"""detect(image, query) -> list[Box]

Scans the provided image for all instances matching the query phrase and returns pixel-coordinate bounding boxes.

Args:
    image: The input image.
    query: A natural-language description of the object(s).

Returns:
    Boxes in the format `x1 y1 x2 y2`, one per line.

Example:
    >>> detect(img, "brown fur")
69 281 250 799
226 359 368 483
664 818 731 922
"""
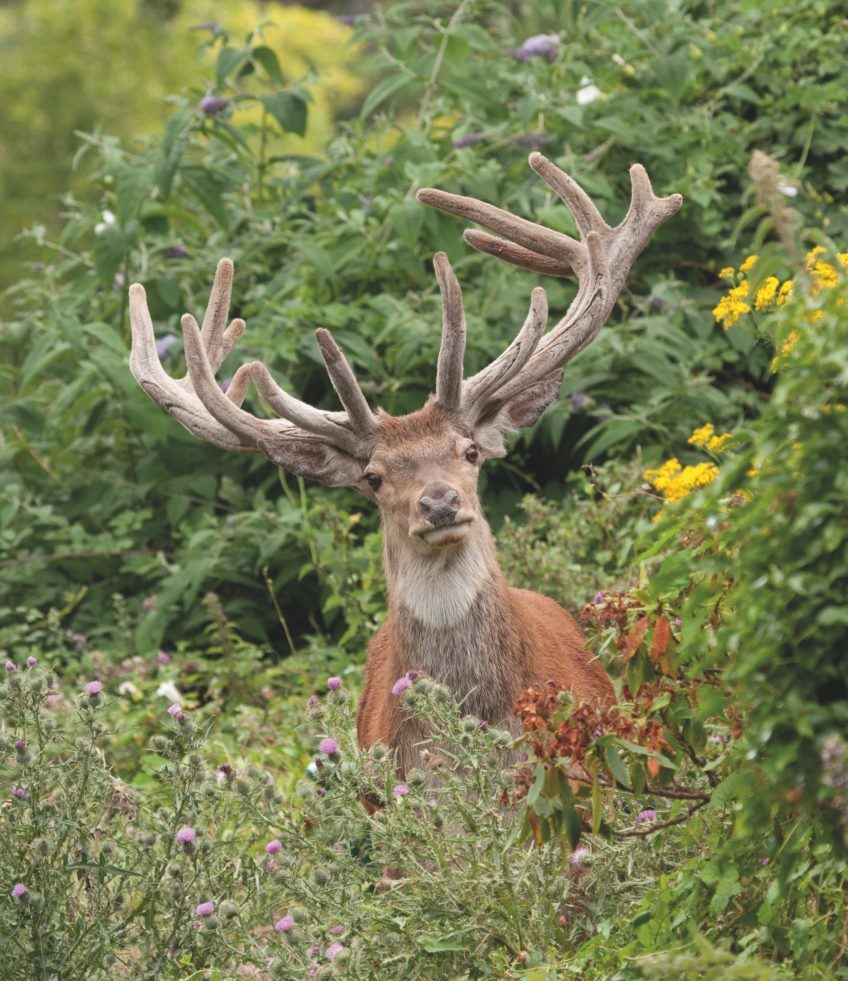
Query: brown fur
356 401 614 773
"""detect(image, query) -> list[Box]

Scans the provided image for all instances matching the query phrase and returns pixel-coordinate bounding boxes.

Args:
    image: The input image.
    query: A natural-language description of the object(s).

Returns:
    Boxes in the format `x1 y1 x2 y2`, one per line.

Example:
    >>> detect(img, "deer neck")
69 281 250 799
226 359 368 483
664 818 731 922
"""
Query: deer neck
382 519 525 722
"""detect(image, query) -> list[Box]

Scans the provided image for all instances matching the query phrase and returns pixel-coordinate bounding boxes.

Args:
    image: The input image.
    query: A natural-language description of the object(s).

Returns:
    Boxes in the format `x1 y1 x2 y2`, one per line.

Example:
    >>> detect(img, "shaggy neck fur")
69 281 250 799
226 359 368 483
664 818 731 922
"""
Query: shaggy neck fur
382 520 527 723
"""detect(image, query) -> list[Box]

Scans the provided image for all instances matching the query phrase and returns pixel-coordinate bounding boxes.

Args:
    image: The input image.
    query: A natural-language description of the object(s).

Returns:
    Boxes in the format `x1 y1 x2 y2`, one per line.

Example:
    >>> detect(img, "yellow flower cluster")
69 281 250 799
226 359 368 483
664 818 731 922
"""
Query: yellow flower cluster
770 329 800 370
806 246 848 291
643 457 720 503
688 423 733 453
713 246 845 331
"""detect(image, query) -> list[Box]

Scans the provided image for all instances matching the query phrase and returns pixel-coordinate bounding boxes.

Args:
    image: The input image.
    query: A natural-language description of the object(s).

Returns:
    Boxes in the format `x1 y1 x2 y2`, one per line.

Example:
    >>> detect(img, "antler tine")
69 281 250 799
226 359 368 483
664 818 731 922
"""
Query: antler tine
528 152 608 238
129 283 256 452
418 155 682 416
433 252 466 411
463 286 547 413
463 230 574 278
416 187 584 269
314 329 378 436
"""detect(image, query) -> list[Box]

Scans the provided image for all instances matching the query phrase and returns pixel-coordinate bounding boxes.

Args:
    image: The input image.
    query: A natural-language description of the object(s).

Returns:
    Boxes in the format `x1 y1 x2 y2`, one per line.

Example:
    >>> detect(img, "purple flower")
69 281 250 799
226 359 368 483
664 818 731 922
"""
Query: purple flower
392 783 409 798
275 914 295 933
673 617 682 627
201 95 229 115
593 592 605 605
156 650 172 665
194 901 215 917
327 676 342 690
635 809 657 824
569 846 590 867
165 244 188 259
155 334 178 362
318 738 339 756
569 392 589 408
265 839 282 855
452 133 485 149
13 740 26 754
26 657 37 668
167 703 182 717
12 883 27 899
308 966 319 979
512 133 550 150
175 826 196 844
11 786 28 799
85 681 103 697
513 34 559 61
392 674 412 696
70 632 87 654
5 661 16 673
325 942 345 961
760 857 771 866
329 925 343 935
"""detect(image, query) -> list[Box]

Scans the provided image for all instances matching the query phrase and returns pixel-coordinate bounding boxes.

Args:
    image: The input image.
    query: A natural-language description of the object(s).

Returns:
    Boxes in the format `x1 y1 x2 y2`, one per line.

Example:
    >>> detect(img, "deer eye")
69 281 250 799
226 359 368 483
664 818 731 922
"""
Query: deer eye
464 445 479 464
364 472 383 491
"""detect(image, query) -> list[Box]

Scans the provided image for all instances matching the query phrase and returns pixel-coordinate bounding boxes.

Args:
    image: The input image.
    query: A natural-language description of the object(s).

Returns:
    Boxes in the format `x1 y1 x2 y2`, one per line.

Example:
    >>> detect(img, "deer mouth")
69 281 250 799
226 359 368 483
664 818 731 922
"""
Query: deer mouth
410 513 475 546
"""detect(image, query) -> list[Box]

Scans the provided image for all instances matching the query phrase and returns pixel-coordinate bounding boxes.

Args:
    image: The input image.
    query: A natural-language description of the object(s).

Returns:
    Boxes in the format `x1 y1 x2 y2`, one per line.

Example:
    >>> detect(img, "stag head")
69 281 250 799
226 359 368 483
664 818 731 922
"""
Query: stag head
129 154 681 550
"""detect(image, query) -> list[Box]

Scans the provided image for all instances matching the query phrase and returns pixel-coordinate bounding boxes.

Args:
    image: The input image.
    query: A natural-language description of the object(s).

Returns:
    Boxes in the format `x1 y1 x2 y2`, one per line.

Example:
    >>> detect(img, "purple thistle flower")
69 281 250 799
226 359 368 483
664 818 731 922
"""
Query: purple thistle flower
26 657 37 668
5 661 16 673
308 966 319 979
265 839 282 855
165 244 188 259
452 132 485 149
329 925 343 935
155 334 178 362
569 392 589 408
760 857 771 866
308 946 320 957
327 676 342 690
593 592 605 605
11 786 28 799
13 740 26 754
12 883 27 899
156 650 172 665
201 95 229 116
392 674 412 696
325 942 345 962
167 703 182 717
175 826 196 844
635 808 657 824
318 738 339 756
392 783 409 798
275 914 295 933
513 34 560 61
569 846 590 867
85 681 103 697
194 901 215 917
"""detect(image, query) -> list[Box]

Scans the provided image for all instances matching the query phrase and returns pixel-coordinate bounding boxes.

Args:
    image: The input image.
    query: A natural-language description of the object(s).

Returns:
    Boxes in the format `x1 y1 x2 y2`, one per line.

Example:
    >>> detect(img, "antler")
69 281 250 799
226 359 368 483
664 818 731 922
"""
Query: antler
418 152 682 422
128 259 377 467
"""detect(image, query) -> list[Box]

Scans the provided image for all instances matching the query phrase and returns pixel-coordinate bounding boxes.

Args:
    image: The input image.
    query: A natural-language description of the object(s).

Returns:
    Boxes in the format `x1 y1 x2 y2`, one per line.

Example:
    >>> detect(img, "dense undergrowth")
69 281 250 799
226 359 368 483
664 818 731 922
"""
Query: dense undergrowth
0 0 846 977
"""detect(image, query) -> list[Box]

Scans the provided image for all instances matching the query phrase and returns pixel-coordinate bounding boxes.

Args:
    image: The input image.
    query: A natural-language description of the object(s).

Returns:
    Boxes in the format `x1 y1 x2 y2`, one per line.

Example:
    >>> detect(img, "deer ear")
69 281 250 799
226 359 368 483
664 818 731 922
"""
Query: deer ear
472 369 564 458
257 433 366 489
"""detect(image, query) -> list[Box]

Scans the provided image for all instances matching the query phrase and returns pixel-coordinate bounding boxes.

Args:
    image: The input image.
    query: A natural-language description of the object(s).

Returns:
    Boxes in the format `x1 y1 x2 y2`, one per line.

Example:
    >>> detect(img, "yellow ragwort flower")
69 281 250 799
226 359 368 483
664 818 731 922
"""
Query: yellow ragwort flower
776 280 793 305
644 458 720 503
718 266 735 281
740 254 758 273
754 276 780 311
687 424 714 448
712 280 752 329
706 432 733 452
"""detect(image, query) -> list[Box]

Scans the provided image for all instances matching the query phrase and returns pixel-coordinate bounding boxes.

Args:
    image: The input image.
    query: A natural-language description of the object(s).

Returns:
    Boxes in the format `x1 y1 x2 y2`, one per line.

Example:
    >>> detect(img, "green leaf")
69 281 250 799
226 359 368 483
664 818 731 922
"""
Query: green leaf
115 164 153 226
360 74 413 120
261 92 308 137
604 744 630 786
526 763 546 807
216 45 251 86
252 45 284 86
423 936 466 953
94 225 127 287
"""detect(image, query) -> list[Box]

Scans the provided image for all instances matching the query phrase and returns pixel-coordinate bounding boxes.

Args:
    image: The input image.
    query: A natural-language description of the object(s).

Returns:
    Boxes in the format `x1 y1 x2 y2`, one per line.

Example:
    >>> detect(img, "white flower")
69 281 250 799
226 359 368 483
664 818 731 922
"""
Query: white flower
156 680 182 703
576 76 602 106
94 210 116 235
777 180 798 198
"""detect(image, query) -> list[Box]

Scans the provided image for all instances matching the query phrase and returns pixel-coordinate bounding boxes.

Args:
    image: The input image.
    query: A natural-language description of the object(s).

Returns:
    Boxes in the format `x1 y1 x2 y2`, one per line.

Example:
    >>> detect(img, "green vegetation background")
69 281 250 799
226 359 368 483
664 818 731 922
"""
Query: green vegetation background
0 0 845 977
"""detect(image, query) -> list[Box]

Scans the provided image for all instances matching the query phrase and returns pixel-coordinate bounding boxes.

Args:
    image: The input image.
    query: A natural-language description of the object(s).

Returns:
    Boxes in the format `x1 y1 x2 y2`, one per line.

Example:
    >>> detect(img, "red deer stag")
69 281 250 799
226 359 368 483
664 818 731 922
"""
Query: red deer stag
129 152 681 775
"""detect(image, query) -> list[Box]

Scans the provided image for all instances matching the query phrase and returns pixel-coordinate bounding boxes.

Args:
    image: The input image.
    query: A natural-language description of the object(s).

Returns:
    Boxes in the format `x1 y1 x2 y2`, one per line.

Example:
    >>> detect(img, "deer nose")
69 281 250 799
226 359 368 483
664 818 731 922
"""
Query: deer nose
418 484 461 527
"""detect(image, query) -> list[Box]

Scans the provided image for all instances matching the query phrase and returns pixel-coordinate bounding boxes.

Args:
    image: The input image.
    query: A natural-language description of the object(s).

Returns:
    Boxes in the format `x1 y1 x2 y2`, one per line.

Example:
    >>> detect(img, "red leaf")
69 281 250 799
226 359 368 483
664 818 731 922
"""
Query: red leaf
620 616 649 662
651 615 671 658
646 758 661 778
